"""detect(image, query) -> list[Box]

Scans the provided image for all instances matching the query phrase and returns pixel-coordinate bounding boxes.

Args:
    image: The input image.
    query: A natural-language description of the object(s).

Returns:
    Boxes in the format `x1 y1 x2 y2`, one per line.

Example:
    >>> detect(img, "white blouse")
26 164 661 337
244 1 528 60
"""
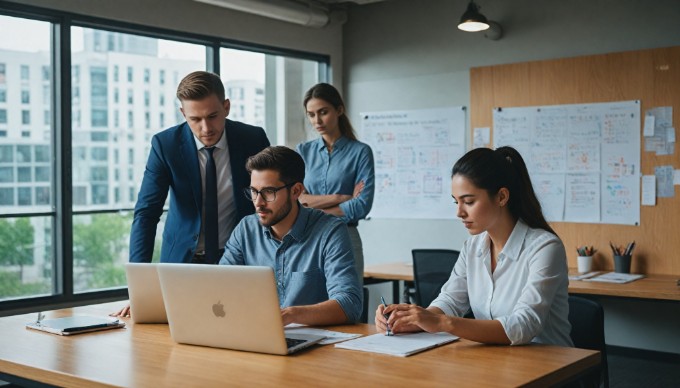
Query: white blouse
430 220 573 346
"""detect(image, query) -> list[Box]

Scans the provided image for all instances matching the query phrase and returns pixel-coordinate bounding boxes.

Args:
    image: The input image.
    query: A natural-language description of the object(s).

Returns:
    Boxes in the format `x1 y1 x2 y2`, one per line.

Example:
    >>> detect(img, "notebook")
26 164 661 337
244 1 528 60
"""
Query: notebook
335 332 459 357
156 263 325 355
26 315 125 336
125 262 168 323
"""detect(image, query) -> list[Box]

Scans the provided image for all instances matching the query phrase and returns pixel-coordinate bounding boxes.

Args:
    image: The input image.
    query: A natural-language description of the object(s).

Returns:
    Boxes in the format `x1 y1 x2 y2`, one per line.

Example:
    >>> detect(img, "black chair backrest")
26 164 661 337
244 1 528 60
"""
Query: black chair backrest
359 286 369 324
411 249 460 307
568 295 609 387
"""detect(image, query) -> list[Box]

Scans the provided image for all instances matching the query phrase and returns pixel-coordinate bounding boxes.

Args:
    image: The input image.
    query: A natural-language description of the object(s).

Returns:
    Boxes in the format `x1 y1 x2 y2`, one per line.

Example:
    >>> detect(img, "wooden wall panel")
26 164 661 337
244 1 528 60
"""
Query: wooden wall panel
470 47 680 276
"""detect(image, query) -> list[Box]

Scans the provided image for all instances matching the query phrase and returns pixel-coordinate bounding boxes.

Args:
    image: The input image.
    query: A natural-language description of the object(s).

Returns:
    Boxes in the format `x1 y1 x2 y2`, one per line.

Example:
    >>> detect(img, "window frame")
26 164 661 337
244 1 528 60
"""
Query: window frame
0 1 329 316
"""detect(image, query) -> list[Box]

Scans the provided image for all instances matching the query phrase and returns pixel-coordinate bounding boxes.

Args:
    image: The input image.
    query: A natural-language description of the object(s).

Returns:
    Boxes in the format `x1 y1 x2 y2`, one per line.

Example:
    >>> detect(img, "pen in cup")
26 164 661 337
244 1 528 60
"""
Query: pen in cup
380 296 393 336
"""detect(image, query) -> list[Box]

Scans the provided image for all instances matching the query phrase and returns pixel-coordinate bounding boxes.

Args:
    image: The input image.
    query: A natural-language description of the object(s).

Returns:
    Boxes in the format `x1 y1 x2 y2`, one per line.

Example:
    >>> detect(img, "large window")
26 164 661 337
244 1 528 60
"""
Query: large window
0 5 327 308
0 15 53 301
220 48 321 146
71 27 205 292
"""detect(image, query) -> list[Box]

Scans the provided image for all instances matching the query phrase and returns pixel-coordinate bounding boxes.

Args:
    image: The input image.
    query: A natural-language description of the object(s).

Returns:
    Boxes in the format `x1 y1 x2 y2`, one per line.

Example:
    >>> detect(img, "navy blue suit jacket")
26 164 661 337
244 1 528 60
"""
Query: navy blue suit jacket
129 119 269 263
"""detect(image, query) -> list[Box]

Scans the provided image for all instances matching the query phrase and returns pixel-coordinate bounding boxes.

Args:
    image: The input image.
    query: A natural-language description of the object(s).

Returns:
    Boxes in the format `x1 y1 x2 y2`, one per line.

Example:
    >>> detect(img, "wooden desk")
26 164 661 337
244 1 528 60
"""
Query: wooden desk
567 272 680 301
364 262 414 303
364 262 680 302
0 302 599 387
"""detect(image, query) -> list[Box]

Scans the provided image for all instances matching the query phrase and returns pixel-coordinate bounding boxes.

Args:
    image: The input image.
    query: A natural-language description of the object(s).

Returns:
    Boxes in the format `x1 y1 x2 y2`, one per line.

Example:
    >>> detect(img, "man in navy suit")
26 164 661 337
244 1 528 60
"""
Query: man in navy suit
129 71 269 264
115 71 268 318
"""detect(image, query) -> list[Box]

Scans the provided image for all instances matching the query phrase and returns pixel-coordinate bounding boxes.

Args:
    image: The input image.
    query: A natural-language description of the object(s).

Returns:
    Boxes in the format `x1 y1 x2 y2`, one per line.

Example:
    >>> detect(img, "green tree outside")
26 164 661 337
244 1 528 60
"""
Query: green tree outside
0 218 35 278
0 217 50 300
73 213 129 290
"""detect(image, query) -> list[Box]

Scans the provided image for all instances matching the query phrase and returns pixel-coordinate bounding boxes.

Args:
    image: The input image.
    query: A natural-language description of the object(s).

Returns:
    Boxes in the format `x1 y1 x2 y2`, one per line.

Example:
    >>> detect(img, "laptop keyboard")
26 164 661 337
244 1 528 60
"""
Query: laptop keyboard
286 338 306 348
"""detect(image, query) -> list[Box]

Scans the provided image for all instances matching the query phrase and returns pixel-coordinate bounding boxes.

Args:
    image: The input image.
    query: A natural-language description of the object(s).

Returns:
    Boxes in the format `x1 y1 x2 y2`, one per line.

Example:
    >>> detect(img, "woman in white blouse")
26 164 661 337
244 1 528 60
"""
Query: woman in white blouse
376 146 573 346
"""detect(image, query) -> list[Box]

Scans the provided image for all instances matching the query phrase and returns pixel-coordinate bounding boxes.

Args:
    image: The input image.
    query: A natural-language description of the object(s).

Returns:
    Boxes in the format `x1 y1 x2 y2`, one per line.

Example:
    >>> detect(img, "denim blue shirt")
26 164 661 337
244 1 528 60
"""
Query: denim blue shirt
218 205 362 323
296 136 375 224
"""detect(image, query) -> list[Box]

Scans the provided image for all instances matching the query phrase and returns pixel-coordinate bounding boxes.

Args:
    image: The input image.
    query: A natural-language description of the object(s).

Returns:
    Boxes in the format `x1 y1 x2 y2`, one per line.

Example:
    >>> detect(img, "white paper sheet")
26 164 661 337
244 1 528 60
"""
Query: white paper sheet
284 327 361 345
643 114 655 136
583 272 645 284
493 100 640 225
641 175 656 206
361 107 466 219
335 332 459 357
473 127 490 148
655 165 675 198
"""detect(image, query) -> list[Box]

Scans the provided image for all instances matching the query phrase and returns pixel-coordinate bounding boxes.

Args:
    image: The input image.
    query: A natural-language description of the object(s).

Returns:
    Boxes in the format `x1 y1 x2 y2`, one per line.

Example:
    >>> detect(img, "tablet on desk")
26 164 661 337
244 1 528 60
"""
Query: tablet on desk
26 315 125 336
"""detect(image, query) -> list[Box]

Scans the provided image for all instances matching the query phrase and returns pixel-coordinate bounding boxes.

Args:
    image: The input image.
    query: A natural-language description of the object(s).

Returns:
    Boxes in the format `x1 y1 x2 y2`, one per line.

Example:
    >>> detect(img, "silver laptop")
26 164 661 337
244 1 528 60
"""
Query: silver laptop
125 263 168 323
156 263 325 355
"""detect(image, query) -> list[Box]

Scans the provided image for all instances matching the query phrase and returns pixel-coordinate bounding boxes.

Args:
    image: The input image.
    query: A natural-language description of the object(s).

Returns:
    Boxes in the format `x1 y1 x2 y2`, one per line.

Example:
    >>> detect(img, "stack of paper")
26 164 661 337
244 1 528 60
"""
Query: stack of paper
569 271 600 281
582 272 645 284
335 332 459 357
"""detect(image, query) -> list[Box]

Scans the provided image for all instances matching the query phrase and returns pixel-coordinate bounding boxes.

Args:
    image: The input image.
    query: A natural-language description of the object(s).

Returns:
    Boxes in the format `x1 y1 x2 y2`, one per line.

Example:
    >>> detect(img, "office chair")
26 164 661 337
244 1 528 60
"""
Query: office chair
410 249 460 307
568 296 609 388
359 287 369 323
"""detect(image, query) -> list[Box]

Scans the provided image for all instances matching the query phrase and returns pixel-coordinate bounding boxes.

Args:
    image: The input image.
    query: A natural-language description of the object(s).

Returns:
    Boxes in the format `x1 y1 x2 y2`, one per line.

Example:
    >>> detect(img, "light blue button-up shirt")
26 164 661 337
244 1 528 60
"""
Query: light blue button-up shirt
218 205 362 323
296 136 375 224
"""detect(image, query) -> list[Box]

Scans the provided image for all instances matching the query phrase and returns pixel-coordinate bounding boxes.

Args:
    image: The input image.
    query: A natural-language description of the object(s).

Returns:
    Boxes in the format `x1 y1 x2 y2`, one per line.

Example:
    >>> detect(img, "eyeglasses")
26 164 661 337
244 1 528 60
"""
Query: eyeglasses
243 183 294 202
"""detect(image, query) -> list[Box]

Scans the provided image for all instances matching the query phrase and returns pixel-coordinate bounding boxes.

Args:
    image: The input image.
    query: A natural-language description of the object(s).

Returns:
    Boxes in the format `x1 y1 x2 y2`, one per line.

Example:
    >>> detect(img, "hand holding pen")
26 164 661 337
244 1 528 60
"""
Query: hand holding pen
379 296 393 336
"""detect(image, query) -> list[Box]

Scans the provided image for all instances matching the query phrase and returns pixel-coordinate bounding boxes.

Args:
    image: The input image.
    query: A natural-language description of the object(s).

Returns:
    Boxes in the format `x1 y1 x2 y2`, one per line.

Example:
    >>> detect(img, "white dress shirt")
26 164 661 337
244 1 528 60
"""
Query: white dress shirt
193 131 235 253
430 219 573 347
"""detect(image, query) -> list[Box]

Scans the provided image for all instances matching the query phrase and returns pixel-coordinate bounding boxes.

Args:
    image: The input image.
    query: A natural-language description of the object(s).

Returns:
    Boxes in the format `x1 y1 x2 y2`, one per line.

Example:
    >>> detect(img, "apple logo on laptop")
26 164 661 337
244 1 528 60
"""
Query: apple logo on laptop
212 301 226 318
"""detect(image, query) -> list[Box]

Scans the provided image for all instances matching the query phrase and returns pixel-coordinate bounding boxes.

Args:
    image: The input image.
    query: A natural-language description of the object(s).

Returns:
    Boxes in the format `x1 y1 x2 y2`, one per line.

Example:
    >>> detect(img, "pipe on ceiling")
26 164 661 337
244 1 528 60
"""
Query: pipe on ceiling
194 0 330 28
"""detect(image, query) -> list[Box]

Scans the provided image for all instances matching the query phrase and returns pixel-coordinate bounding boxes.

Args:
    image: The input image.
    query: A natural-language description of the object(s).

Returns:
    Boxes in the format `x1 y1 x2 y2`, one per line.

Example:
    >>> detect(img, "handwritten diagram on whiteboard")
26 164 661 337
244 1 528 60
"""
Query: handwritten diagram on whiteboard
493 100 640 225
361 107 466 219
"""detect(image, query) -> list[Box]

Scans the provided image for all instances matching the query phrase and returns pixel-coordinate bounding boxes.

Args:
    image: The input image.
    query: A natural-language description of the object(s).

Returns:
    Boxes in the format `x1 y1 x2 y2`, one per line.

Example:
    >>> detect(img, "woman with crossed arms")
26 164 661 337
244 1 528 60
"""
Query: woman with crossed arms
296 83 375 280
377 146 573 346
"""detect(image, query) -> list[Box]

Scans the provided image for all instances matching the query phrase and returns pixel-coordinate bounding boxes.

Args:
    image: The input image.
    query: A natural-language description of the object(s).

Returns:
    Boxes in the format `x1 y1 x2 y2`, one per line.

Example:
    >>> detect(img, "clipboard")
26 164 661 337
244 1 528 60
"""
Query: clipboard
26 315 125 336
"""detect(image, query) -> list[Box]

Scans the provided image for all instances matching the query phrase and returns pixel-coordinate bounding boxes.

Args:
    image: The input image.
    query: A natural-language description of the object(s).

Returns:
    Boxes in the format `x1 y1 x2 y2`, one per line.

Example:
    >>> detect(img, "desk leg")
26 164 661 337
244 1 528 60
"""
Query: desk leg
392 280 400 304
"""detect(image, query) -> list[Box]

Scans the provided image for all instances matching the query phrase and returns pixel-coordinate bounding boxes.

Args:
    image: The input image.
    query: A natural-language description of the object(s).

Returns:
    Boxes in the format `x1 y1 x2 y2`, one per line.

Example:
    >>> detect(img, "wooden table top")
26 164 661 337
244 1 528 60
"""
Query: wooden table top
567 271 680 301
0 302 599 387
364 262 680 302
364 262 414 281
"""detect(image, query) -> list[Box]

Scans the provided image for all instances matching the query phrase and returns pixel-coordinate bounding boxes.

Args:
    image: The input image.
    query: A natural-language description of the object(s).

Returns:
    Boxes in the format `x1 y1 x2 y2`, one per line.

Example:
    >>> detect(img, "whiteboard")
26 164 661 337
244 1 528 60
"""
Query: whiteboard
361 107 466 219
493 100 640 225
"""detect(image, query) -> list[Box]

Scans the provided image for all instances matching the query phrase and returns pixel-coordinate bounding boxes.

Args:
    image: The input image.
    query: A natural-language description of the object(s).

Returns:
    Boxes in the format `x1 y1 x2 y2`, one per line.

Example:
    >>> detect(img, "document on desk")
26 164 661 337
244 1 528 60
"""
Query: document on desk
284 327 362 345
335 332 459 357
583 272 645 284
569 271 601 281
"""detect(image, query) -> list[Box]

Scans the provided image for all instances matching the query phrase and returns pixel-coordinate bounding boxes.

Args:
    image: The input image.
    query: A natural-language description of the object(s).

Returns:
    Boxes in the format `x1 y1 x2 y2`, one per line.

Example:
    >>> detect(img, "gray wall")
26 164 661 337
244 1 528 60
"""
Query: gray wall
345 0 680 354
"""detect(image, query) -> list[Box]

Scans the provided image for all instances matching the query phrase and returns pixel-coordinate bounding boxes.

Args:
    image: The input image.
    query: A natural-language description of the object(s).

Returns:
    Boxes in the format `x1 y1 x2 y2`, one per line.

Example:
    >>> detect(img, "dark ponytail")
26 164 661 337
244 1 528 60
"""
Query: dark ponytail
451 146 555 235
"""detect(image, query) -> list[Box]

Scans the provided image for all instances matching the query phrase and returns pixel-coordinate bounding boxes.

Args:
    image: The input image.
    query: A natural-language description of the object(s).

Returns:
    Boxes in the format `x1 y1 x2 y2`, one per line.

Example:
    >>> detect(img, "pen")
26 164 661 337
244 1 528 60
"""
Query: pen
626 241 636 255
380 296 393 336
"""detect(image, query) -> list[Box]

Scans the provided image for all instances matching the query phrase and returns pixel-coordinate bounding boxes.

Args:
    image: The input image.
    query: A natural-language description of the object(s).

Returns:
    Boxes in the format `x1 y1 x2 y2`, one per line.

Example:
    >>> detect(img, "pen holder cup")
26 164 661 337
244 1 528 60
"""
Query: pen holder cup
577 256 593 273
614 255 632 273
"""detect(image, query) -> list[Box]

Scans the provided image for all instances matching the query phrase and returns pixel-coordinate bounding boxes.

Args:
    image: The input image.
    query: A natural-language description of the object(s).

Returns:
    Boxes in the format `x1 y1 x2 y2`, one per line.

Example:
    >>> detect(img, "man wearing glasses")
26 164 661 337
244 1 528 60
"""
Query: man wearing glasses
219 146 362 326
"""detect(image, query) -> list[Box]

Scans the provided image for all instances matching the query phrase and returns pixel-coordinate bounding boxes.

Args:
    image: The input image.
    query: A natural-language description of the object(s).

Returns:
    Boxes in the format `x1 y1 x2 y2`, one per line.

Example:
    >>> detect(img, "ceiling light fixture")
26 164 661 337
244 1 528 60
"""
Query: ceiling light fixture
457 0 503 40
458 0 488 32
